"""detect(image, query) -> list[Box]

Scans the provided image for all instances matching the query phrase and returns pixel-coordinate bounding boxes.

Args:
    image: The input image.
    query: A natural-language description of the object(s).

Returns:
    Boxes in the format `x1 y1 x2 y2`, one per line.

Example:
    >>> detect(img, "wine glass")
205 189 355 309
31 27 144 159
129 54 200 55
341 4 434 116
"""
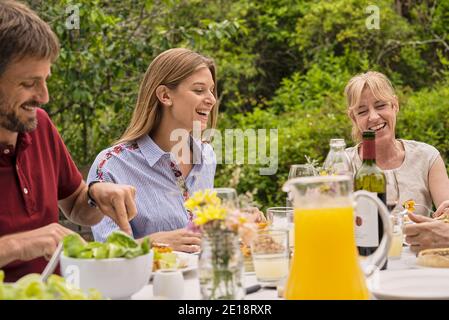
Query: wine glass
288 164 316 179
213 187 239 210
286 164 316 207
385 171 399 212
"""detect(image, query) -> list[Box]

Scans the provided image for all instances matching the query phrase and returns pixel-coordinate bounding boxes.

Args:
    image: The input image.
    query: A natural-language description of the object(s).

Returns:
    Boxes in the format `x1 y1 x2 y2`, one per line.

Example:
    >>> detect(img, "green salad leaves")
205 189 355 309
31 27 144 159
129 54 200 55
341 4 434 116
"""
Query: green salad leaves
0 231 150 299
0 271 102 300
63 231 150 259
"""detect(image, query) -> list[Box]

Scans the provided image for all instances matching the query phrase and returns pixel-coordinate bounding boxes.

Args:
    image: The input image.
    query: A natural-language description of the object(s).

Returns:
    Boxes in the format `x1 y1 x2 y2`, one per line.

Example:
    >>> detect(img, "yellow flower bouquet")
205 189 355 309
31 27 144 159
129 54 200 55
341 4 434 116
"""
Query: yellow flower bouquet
185 189 257 244
185 189 257 300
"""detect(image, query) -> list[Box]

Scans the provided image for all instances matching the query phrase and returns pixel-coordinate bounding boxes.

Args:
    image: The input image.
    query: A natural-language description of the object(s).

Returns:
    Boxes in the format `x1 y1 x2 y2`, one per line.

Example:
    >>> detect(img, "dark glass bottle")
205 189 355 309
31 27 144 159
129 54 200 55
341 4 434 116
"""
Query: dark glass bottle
354 130 388 270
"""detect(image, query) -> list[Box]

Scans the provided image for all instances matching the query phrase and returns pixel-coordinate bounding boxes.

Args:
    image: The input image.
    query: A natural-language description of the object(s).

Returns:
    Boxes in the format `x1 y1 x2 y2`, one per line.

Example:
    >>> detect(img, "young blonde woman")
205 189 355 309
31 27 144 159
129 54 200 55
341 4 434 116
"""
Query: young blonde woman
345 71 449 216
87 48 218 252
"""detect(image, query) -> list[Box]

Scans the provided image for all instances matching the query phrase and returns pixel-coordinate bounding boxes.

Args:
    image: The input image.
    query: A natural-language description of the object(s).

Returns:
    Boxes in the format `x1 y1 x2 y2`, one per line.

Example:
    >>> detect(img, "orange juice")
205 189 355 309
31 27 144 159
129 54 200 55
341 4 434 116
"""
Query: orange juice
284 206 370 300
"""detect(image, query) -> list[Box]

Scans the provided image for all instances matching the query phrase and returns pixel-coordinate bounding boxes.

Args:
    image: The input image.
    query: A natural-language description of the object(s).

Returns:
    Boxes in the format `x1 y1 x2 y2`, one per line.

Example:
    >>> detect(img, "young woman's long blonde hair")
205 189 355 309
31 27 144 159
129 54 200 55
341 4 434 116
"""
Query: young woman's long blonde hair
344 71 398 142
116 48 218 145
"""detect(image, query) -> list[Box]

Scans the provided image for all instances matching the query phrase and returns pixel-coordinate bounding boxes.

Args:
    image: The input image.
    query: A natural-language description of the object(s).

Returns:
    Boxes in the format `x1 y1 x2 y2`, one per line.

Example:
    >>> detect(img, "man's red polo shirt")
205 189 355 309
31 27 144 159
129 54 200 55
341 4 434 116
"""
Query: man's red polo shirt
0 108 82 282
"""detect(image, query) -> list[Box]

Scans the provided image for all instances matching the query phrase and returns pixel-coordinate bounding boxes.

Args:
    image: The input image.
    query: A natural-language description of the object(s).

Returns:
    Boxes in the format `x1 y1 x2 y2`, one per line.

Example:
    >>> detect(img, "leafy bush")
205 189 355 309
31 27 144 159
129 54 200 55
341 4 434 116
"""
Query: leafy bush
23 0 449 208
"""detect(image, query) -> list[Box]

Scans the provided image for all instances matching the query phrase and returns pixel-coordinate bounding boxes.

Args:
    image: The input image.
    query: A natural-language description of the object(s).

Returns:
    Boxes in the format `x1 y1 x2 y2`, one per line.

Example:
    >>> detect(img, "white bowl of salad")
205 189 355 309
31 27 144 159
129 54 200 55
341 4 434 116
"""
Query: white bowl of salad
60 231 153 300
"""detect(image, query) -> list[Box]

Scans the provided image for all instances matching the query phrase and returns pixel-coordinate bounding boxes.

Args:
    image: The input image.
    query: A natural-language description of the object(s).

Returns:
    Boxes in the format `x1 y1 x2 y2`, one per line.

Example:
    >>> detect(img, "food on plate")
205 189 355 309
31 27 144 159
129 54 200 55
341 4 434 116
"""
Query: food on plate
63 231 150 259
403 199 415 213
257 221 269 230
0 271 102 300
240 243 251 257
417 248 449 268
152 244 188 271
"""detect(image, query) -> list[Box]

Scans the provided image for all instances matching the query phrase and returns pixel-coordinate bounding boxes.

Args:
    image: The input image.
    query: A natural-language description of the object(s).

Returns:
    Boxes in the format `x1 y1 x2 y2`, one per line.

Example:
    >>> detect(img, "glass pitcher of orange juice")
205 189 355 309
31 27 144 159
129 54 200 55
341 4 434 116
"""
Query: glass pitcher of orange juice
282 175 391 299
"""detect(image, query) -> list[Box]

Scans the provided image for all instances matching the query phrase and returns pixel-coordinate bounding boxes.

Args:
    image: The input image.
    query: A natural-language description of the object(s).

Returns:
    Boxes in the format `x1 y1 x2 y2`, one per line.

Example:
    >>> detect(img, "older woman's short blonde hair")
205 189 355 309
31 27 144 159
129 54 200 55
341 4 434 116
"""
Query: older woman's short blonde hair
344 71 397 142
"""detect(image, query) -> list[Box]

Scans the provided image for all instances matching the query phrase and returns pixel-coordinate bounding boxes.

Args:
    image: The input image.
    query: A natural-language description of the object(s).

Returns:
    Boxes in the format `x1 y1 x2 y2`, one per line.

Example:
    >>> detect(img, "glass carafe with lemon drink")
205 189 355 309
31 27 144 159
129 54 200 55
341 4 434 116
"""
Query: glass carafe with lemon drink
282 175 391 299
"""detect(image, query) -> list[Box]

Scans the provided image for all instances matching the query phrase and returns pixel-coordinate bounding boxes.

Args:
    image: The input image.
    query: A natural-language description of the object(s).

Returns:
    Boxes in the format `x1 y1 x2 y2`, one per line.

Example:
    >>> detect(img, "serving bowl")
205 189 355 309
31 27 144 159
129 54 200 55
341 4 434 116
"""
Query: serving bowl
60 251 153 299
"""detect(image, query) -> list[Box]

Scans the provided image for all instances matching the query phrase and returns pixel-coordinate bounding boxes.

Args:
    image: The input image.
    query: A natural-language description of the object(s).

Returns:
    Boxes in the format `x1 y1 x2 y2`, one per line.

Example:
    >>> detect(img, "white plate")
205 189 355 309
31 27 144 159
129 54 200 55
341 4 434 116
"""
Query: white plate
370 269 449 299
402 255 430 269
151 251 198 276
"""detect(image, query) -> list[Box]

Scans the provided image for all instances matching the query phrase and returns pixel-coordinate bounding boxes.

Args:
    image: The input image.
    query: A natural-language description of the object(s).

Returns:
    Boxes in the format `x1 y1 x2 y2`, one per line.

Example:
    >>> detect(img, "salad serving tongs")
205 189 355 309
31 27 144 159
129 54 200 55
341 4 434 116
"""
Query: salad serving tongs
41 242 63 282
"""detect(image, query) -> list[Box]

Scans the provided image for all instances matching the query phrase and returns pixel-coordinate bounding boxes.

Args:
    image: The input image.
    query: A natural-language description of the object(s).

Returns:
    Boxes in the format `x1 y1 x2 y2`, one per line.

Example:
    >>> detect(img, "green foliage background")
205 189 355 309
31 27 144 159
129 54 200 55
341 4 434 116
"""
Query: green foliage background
28 0 449 209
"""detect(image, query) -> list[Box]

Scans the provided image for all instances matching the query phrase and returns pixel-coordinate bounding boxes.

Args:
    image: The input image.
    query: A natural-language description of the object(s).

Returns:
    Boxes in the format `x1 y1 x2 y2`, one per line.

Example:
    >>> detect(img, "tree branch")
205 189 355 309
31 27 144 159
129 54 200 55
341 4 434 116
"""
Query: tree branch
377 37 449 64
431 32 449 52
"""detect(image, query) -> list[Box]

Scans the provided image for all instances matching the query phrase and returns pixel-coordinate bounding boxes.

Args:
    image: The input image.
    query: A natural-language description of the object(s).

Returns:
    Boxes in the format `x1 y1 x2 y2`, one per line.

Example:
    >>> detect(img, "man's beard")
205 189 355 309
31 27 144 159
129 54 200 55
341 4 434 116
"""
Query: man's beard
0 96 39 133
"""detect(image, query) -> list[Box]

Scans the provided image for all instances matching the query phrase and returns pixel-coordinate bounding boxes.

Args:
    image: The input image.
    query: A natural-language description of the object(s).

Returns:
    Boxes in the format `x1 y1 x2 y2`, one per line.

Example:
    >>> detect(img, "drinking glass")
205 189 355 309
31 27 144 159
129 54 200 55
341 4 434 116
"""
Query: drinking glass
266 207 293 228
213 187 239 210
266 207 294 251
388 208 403 259
251 229 290 287
287 164 316 207
385 171 399 212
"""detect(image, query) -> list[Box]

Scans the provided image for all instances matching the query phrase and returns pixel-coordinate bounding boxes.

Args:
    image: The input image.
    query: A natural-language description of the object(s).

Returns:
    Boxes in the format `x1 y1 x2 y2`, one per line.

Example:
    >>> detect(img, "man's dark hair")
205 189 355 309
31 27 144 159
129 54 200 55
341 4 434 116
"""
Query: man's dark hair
0 0 59 76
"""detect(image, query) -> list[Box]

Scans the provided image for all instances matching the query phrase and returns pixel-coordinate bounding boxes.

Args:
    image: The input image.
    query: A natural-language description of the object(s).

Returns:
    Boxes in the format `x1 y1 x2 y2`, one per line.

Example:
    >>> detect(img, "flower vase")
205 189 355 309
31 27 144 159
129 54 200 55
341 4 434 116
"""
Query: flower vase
198 231 244 300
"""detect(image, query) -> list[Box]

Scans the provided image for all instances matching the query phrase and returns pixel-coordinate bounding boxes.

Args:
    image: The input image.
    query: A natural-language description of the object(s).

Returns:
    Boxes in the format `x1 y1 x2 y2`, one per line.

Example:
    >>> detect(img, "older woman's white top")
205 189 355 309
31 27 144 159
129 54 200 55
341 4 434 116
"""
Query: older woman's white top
346 139 440 216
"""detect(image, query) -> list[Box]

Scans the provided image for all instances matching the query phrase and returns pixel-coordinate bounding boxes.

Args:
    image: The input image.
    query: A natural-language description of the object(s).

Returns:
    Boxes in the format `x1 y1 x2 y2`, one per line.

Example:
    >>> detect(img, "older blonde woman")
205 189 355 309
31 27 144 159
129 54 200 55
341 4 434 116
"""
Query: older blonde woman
344 71 449 216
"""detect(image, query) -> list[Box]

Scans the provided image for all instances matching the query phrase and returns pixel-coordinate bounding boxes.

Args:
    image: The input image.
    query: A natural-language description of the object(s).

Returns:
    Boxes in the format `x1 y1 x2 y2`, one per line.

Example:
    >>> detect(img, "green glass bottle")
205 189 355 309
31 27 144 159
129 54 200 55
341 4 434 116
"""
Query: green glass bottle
354 130 388 270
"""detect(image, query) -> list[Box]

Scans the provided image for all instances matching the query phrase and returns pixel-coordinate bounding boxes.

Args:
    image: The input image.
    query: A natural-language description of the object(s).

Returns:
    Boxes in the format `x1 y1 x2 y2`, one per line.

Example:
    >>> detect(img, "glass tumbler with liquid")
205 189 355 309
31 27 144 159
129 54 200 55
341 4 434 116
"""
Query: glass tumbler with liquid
388 209 403 259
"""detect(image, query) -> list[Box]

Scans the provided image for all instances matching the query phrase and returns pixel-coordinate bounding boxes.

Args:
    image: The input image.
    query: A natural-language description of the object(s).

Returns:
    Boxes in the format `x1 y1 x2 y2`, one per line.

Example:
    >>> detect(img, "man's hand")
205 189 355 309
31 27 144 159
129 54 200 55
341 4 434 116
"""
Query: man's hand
149 229 202 253
404 212 449 254
1 223 74 266
90 182 137 235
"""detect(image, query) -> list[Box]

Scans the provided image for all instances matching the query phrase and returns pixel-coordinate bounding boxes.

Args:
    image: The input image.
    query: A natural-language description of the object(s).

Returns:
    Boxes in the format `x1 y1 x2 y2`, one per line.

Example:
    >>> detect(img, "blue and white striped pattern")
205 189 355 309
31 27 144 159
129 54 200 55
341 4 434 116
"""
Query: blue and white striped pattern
87 134 216 242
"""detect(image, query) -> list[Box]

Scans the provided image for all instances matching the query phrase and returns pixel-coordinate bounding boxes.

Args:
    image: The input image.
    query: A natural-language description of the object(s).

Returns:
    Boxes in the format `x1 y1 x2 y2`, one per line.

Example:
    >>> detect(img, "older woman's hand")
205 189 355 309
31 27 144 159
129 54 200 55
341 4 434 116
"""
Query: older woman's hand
404 212 449 254
433 200 449 218
242 207 266 223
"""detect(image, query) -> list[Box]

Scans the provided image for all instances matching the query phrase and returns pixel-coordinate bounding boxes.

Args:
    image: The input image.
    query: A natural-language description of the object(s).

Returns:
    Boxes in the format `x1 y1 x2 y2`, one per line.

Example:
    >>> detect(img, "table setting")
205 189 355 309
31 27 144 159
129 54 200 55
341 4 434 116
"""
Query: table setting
3 170 449 300
129 244 449 300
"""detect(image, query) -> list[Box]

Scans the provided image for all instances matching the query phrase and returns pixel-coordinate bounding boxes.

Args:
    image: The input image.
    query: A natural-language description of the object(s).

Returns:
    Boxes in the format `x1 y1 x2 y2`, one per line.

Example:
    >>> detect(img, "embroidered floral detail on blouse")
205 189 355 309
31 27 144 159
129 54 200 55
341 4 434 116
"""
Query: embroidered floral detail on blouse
96 142 139 181
169 160 194 222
